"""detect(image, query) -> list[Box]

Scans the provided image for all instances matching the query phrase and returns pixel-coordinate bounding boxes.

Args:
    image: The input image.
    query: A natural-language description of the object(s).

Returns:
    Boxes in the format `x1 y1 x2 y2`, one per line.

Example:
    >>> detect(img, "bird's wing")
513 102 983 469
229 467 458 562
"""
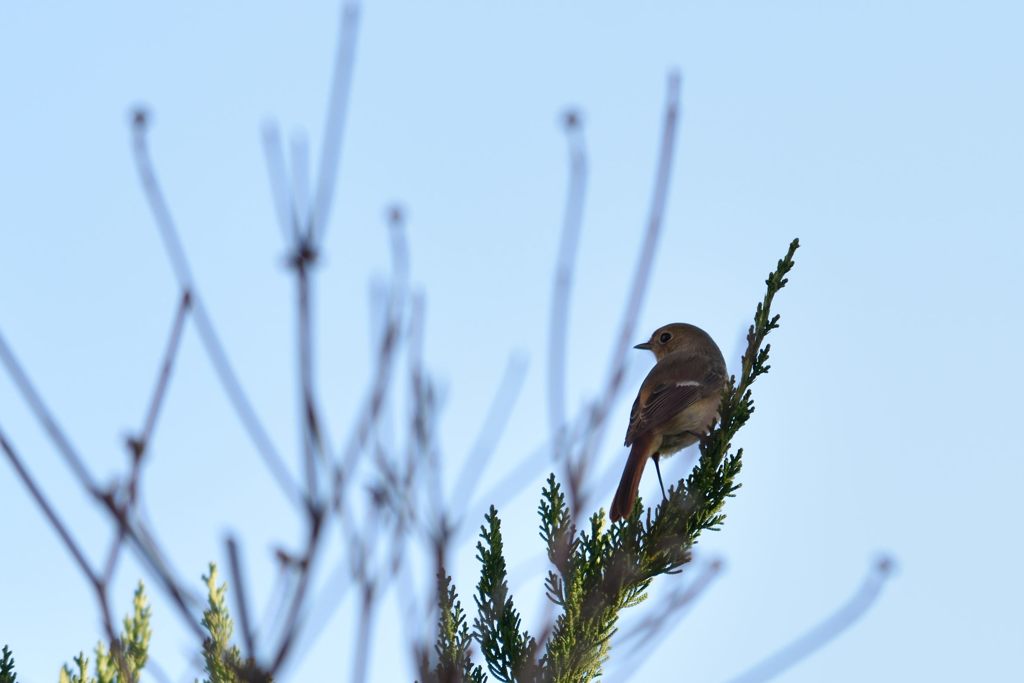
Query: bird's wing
624 356 725 447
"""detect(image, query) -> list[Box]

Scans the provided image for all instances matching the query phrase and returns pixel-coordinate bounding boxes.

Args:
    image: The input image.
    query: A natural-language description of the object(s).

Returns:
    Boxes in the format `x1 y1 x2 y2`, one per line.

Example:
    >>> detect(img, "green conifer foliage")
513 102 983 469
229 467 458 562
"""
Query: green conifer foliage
473 507 538 682
43 565 264 683
57 582 152 683
21 238 796 683
1 645 18 683
431 239 800 682
122 584 152 677
196 563 270 683
200 564 245 683
59 653 90 683
431 571 487 683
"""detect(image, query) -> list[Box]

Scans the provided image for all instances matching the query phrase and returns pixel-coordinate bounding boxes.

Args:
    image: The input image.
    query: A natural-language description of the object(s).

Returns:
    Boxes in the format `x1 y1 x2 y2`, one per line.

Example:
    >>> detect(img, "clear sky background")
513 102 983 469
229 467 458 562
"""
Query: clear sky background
2 1 1022 682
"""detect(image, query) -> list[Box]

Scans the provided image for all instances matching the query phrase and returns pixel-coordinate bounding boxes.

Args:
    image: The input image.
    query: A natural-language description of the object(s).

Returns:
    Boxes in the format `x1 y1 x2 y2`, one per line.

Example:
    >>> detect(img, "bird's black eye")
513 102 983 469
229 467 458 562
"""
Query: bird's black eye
659 332 672 343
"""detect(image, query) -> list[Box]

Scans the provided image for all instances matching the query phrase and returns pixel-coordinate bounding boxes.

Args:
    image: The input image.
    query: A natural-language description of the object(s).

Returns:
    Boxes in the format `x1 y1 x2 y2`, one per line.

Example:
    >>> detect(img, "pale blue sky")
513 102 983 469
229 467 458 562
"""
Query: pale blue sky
2 1 1022 681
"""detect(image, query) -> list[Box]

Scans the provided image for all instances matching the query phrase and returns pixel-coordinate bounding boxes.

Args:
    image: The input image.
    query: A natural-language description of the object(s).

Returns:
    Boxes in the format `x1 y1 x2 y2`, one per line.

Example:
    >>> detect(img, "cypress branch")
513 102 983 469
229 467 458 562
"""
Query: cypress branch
473 507 537 682
0 645 17 683
431 238 800 681
121 583 151 677
426 570 487 683
57 583 153 683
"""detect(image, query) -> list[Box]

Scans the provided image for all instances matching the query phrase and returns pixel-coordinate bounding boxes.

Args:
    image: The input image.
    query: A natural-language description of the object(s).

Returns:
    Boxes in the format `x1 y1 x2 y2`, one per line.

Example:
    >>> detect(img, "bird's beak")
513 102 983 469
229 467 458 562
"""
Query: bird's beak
633 341 652 350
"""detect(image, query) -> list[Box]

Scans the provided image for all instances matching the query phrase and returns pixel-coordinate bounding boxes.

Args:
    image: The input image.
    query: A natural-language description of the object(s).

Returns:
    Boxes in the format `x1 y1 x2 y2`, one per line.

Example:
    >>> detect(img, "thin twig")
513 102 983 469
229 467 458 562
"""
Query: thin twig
351 584 378 683
615 558 723 666
101 528 128 585
109 505 206 639
261 122 298 242
311 2 362 241
267 507 325 675
131 289 193 461
0 330 101 494
226 536 257 661
334 210 408 505
290 131 311 236
0 427 136 680
130 110 302 506
576 71 683 509
294 240 320 499
0 426 99 584
386 205 410 291
406 292 444 526
283 547 357 667
465 438 558 536
547 109 587 463
450 353 529 515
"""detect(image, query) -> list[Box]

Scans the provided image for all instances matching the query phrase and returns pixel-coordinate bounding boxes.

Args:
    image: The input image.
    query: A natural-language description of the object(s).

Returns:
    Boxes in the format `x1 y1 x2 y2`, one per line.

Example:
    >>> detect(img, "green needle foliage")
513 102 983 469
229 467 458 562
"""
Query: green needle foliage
473 508 538 682
431 571 487 683
58 583 151 683
199 563 267 683
201 563 241 683
1 645 18 683
428 239 800 682
41 565 260 683
121 584 152 678
12 239 796 683
58 653 90 683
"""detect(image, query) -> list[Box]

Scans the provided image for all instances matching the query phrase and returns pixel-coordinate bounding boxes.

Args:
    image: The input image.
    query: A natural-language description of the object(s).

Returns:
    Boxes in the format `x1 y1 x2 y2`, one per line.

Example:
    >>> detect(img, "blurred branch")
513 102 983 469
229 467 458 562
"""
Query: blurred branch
0 325 202 639
261 123 298 243
572 71 683 510
129 289 192 465
0 331 101 494
436 237 801 683
290 132 311 233
0 1 853 675
1 428 141 680
725 557 895 683
0 427 99 586
311 2 361 241
225 536 256 663
130 109 302 508
614 556 723 662
547 109 587 463
451 353 529 518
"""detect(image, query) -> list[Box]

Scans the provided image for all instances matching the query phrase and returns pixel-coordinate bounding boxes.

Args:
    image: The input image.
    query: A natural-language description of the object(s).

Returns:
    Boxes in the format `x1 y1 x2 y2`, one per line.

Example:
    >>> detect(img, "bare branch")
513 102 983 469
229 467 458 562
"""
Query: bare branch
0 426 138 680
614 557 723 674
130 289 193 463
725 557 896 683
293 233 321 499
547 108 587 462
130 109 302 507
574 70 683 505
451 353 529 516
351 585 378 683
267 507 325 675
290 131 311 236
261 122 298 242
0 330 101 495
311 2 362 241
334 208 408 505
0 426 99 585
226 535 257 661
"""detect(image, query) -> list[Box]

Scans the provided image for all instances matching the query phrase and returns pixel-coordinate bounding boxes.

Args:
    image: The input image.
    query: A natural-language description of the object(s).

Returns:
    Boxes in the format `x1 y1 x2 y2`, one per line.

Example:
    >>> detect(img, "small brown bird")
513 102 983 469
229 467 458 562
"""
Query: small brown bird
609 323 728 521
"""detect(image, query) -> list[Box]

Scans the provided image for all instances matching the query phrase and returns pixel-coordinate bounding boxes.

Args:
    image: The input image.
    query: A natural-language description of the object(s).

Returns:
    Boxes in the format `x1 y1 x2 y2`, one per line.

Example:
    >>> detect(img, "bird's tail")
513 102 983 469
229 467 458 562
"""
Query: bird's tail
609 434 655 521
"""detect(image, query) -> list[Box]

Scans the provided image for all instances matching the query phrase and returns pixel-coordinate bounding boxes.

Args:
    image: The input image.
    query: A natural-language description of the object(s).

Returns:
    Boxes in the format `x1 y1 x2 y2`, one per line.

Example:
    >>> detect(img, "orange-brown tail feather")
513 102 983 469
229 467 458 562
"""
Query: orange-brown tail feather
610 434 655 521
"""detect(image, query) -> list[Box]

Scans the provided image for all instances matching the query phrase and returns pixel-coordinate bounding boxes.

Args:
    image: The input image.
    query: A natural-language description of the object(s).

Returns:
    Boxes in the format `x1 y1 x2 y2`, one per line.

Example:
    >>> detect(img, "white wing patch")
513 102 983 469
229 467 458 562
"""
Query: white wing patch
675 380 701 387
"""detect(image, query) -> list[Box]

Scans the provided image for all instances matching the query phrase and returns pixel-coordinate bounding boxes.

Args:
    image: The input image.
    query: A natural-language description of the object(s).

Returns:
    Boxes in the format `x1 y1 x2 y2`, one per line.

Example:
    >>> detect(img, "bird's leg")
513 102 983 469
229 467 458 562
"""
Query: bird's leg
652 453 668 501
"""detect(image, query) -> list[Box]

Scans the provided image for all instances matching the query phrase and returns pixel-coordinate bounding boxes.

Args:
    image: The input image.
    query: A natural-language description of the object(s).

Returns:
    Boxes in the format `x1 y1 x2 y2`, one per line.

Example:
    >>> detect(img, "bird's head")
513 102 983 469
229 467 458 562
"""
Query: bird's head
634 322 716 361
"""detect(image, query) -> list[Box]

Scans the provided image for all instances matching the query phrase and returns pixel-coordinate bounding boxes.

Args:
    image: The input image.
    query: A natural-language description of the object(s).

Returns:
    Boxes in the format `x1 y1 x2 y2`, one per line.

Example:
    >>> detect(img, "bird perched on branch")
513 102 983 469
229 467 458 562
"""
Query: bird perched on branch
609 323 728 521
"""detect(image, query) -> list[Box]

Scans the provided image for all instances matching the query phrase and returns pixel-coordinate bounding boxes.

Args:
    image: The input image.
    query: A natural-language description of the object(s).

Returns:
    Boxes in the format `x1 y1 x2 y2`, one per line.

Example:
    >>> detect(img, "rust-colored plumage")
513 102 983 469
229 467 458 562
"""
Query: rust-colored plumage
609 323 728 521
